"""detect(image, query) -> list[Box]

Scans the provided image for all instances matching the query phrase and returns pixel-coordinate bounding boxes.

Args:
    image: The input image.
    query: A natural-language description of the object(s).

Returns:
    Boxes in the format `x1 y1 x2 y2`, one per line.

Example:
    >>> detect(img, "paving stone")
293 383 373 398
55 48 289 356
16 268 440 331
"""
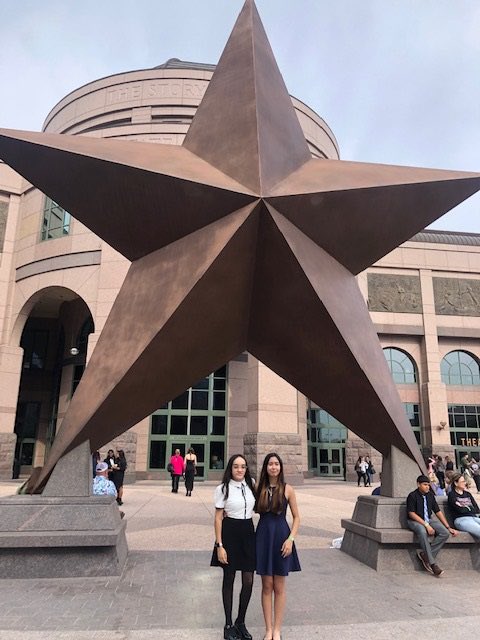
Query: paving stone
0 479 478 639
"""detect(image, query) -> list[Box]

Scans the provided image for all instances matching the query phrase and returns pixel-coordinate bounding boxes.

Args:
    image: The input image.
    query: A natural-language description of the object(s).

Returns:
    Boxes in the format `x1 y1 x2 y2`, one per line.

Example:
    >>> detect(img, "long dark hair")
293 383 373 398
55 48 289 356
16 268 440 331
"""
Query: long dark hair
255 452 285 514
220 454 255 500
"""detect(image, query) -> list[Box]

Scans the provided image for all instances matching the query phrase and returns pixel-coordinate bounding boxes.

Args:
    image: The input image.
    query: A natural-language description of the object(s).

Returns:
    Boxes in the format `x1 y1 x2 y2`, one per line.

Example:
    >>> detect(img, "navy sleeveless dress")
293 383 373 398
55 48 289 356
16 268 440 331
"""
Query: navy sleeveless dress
255 496 301 576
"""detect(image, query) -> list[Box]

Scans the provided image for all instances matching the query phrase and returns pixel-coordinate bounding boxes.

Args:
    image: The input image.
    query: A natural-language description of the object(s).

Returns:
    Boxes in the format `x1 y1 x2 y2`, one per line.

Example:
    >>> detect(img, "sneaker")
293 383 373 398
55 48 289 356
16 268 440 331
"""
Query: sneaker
431 563 444 577
416 550 433 574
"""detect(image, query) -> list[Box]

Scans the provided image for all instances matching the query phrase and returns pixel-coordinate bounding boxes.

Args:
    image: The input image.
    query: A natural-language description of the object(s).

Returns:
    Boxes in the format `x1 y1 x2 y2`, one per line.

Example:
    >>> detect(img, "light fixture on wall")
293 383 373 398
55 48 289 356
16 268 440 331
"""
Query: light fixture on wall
438 420 447 430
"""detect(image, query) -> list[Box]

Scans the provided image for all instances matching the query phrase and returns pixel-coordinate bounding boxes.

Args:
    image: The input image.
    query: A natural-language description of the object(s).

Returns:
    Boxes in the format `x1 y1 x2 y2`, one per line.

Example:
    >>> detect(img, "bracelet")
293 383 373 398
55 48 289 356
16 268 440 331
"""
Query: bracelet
215 542 223 548
288 535 295 542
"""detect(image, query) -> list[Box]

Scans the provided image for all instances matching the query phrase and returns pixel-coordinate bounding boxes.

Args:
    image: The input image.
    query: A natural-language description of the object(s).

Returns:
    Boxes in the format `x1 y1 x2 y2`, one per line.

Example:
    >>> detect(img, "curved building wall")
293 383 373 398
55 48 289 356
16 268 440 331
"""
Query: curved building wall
42 66 340 159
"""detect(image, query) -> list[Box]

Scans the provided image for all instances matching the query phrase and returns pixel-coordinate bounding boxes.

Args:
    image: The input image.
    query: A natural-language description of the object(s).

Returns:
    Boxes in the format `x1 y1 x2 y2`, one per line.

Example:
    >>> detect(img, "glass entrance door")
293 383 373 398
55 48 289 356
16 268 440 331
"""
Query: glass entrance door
318 446 343 476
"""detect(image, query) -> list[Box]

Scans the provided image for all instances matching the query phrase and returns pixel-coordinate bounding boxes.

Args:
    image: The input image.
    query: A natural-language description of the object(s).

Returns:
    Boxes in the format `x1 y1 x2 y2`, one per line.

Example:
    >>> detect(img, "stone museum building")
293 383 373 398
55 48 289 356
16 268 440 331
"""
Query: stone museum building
0 60 479 482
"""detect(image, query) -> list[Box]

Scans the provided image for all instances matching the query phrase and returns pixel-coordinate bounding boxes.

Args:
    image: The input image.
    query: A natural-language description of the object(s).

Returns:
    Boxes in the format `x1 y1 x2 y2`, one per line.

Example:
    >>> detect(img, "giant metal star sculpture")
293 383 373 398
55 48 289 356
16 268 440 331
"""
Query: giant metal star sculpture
1 0 479 491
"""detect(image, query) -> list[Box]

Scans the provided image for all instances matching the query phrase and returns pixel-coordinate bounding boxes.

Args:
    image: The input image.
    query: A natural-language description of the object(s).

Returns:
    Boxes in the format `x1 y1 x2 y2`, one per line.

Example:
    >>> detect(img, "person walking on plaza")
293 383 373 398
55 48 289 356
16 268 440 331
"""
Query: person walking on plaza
169 449 184 494
355 456 368 487
448 473 480 539
406 474 457 577
255 453 301 640
184 447 197 497
211 454 256 640
111 449 127 506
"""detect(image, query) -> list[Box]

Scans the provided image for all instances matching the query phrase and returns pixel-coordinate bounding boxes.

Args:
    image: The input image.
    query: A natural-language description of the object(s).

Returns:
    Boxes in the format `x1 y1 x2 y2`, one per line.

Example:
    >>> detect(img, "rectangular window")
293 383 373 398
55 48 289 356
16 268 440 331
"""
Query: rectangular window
210 442 225 469
149 367 228 475
149 441 166 469
41 197 71 241
21 330 49 370
170 415 187 435
190 415 208 436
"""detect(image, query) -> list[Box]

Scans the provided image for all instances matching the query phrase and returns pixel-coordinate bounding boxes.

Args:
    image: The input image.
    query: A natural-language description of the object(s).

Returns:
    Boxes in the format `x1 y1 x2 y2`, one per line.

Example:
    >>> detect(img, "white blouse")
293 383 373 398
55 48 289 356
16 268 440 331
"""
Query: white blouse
214 480 256 519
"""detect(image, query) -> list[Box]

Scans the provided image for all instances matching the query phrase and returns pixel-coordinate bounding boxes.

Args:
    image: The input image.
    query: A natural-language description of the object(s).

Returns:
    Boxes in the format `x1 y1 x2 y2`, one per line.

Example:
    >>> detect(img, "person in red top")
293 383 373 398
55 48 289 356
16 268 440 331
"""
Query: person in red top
170 449 184 493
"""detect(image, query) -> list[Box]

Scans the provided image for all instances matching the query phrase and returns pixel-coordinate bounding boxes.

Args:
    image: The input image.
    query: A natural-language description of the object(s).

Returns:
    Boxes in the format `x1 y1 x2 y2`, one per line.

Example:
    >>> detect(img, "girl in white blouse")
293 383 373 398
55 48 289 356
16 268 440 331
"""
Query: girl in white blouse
211 454 256 640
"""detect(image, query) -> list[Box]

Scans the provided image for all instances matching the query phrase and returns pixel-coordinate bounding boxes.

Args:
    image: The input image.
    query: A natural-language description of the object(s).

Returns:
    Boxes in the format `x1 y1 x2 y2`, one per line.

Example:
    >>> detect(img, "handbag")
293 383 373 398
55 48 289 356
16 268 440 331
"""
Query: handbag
370 467 376 475
167 462 174 473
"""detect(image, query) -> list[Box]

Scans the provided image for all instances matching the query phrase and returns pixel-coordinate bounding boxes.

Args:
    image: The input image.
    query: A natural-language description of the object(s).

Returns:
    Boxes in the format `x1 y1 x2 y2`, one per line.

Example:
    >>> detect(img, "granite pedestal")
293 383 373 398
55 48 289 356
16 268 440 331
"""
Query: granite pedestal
0 440 128 579
341 495 480 572
341 446 480 572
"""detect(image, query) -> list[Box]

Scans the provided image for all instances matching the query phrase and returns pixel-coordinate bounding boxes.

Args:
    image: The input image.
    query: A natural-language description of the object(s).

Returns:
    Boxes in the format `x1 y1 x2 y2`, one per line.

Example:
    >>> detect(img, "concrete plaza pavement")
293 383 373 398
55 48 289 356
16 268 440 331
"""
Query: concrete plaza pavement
0 478 479 640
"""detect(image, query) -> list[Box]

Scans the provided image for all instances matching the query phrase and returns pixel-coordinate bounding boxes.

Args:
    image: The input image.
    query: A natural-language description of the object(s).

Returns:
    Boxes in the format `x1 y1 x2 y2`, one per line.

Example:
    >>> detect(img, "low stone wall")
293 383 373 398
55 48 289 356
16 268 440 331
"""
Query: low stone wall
341 495 480 572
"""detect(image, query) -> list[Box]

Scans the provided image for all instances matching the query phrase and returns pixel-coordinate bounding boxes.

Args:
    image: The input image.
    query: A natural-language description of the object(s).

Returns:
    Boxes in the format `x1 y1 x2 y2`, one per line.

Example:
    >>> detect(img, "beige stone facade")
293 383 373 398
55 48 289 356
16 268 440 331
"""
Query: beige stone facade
0 61 478 483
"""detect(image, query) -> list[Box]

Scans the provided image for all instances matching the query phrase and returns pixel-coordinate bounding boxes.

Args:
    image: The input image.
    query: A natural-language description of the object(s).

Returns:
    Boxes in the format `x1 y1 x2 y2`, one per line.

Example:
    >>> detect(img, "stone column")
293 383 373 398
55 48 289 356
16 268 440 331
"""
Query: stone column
419 269 454 459
0 344 23 479
244 355 303 484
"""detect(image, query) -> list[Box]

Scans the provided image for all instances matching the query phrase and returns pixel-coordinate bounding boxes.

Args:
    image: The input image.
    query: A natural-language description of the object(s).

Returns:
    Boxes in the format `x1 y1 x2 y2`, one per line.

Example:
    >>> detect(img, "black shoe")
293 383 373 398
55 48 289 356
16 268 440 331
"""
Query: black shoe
116 498 123 506
235 621 252 640
224 625 240 640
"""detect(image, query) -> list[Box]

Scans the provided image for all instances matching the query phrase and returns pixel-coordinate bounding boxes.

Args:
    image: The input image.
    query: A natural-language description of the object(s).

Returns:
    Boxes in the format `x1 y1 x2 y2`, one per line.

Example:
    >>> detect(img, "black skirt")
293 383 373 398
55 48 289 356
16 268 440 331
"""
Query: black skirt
210 517 255 571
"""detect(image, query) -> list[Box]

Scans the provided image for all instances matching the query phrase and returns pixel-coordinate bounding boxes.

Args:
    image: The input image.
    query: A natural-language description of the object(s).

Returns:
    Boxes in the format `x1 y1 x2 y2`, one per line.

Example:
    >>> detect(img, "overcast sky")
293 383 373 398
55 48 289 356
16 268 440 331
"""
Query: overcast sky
1 0 479 232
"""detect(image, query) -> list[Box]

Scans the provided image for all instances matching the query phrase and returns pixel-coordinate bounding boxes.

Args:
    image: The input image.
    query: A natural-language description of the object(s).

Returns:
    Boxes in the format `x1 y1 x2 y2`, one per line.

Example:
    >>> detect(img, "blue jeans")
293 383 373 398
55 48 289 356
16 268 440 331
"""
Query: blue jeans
454 516 480 540
407 519 449 565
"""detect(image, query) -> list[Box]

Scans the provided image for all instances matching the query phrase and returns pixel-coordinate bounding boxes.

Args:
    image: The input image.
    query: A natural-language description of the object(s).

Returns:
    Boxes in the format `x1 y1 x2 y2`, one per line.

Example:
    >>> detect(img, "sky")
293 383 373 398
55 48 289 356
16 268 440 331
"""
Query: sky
1 0 479 232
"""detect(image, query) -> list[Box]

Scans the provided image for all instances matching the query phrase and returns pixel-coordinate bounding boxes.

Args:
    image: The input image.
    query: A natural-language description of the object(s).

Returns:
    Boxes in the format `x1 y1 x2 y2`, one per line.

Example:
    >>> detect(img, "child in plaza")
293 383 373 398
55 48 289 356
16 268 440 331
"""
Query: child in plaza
255 453 301 640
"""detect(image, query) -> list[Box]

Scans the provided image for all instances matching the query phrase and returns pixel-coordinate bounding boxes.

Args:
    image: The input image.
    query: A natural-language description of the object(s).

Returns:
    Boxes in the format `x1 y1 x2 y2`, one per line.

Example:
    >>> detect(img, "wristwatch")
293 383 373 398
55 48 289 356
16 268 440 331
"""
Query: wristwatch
215 542 223 548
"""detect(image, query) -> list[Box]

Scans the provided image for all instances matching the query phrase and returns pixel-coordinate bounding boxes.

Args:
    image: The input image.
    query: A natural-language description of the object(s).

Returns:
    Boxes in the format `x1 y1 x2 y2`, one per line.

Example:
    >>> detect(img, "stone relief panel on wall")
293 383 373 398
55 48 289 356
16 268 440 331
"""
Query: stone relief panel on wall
0 201 8 252
367 274 422 313
433 277 480 317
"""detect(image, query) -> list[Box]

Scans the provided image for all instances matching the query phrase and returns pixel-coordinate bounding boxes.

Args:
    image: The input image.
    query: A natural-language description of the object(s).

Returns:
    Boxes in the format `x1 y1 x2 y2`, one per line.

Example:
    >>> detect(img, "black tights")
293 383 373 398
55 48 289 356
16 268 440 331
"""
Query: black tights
222 568 254 626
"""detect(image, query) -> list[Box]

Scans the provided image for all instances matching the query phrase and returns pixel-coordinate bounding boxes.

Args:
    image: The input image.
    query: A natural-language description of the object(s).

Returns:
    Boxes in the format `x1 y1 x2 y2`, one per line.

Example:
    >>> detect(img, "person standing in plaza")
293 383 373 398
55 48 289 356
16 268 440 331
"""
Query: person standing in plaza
255 453 301 640
447 473 480 539
365 456 374 487
470 458 480 493
211 454 256 640
111 449 127 506
406 474 457 577
104 448 116 481
445 455 455 472
184 447 197 496
355 456 368 487
169 449 184 494
435 456 446 490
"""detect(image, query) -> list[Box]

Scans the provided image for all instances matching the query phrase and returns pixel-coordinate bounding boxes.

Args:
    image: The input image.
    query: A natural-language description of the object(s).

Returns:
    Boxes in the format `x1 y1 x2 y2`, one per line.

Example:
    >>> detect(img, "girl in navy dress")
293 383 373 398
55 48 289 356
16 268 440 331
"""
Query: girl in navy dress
211 454 256 640
255 452 300 640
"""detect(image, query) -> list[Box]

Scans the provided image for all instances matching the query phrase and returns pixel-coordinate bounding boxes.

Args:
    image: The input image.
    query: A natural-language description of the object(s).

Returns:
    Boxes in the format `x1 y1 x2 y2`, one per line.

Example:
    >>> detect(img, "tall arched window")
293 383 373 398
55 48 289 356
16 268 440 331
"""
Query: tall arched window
441 351 480 386
383 347 417 384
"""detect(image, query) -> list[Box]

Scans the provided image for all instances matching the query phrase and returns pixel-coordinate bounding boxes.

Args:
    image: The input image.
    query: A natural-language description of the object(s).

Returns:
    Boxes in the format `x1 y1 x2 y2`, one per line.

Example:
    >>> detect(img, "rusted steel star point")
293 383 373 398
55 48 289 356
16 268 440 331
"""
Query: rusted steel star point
0 0 479 490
